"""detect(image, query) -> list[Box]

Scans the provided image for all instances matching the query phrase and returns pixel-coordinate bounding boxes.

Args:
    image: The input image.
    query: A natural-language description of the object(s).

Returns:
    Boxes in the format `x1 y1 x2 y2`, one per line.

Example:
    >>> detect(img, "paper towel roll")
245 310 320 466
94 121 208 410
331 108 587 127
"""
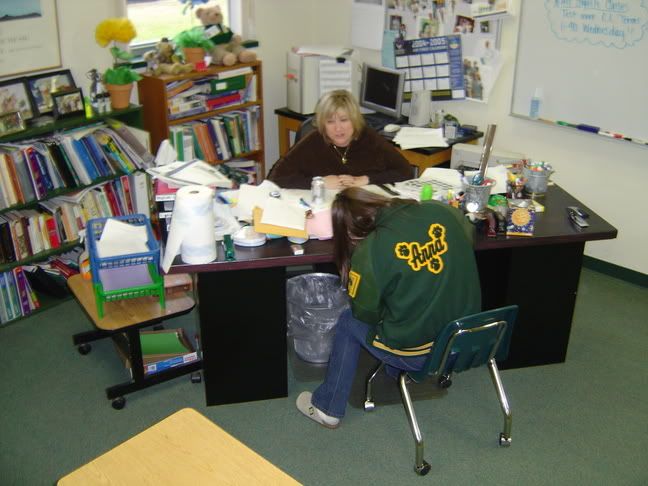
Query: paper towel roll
162 185 216 272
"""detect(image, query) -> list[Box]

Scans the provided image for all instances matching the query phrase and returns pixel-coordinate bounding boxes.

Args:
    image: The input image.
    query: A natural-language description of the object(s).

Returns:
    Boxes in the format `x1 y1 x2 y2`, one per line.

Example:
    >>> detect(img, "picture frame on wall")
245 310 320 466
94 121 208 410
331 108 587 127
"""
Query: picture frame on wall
0 0 61 77
0 110 26 137
0 78 34 121
52 88 85 119
25 69 76 117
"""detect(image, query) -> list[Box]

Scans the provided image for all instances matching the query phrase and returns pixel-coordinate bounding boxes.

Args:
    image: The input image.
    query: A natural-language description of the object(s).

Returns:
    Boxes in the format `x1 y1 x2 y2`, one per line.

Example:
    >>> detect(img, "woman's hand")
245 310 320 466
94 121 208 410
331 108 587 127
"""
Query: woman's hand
338 175 369 187
323 175 345 189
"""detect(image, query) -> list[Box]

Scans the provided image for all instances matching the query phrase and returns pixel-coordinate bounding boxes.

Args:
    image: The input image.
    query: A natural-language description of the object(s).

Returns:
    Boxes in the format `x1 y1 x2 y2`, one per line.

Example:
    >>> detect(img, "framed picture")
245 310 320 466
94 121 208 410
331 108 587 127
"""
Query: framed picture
25 69 76 117
0 78 34 121
0 0 61 77
52 88 85 119
0 111 26 137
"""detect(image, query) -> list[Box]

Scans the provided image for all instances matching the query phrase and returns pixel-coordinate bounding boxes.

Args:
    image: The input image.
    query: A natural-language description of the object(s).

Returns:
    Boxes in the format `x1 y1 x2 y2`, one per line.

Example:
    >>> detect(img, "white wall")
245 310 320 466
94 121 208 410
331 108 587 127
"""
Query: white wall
54 0 644 275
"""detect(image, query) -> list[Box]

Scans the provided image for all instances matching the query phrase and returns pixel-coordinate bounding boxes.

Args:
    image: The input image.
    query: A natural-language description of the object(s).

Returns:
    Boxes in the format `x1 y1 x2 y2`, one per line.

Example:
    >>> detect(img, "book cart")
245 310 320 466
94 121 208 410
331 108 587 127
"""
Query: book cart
71 215 200 409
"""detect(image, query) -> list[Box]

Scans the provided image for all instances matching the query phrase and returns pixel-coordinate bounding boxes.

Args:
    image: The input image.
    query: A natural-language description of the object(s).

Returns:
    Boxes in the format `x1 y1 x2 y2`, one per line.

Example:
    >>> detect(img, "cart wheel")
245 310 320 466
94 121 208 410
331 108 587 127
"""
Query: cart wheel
438 375 452 388
112 397 126 410
78 343 92 355
363 399 375 412
191 372 202 384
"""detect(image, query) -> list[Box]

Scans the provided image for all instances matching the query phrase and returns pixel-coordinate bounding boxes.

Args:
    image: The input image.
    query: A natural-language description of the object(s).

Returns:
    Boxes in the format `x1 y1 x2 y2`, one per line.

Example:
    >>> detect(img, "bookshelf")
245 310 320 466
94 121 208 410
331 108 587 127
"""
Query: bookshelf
138 60 265 176
0 106 149 325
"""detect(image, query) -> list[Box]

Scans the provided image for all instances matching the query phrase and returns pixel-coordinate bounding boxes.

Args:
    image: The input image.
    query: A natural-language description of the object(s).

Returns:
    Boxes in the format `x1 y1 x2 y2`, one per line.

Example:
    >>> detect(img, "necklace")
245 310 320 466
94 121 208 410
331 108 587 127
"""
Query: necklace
332 144 350 164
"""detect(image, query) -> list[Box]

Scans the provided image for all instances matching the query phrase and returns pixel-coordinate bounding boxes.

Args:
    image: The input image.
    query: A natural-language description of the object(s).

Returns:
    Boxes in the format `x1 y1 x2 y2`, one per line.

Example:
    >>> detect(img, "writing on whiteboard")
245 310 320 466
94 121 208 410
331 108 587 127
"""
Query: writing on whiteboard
545 0 648 48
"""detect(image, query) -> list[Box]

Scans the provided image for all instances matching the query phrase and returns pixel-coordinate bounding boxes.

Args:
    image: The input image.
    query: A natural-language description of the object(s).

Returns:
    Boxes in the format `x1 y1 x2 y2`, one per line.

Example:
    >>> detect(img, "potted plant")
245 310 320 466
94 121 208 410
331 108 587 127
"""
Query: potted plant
173 26 214 65
95 18 142 110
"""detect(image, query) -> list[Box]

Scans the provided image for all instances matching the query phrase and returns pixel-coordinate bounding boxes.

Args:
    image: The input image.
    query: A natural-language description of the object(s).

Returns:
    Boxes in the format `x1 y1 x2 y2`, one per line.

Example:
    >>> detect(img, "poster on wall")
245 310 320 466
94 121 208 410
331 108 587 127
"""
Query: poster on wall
385 0 504 102
394 35 465 101
0 0 61 79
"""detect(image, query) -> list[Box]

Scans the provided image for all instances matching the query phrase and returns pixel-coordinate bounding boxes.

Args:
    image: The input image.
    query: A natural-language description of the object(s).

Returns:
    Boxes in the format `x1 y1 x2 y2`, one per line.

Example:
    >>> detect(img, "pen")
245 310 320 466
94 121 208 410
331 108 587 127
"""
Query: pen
299 198 311 208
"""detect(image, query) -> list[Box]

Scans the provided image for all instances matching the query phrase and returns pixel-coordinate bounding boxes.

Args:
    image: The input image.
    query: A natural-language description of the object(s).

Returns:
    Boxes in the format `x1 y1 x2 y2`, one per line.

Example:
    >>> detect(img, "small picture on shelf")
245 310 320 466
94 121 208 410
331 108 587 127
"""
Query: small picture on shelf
0 110 26 137
25 69 76 117
52 88 85 119
0 79 34 121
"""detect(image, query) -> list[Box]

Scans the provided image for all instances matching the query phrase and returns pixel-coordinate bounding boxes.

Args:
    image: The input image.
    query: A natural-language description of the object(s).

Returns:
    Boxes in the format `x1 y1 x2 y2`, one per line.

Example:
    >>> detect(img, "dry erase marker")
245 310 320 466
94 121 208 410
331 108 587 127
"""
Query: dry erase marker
598 130 616 139
557 121 577 128
576 124 600 133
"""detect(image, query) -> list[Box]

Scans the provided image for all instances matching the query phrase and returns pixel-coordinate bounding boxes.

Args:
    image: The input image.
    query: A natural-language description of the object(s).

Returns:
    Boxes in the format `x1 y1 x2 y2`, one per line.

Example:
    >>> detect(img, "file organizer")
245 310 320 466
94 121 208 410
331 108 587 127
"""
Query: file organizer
87 214 165 318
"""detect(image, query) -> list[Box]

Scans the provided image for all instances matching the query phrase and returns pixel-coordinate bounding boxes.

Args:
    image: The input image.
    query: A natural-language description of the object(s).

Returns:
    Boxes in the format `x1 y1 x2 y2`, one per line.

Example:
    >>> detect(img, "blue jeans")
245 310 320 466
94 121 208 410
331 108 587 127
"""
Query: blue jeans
311 309 427 419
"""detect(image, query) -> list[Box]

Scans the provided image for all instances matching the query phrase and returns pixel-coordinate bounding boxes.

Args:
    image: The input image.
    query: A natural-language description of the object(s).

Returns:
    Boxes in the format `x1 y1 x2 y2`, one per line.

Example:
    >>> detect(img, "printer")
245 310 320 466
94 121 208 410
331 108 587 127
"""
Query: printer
286 48 360 114
450 143 525 169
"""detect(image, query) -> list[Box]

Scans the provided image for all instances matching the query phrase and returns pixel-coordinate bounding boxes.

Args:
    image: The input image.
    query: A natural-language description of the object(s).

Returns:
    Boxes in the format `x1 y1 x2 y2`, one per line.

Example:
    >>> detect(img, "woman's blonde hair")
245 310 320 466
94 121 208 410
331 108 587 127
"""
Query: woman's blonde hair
313 90 366 142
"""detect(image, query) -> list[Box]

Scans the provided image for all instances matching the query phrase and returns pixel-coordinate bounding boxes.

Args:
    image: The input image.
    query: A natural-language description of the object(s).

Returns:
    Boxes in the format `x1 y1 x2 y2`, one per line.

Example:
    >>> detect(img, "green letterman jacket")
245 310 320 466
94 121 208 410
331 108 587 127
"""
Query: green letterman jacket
348 200 481 356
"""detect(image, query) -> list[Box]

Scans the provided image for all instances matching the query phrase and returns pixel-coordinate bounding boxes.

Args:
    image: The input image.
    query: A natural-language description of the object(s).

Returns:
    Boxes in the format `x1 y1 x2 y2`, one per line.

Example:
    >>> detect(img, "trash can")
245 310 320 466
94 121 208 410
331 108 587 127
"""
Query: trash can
287 273 350 364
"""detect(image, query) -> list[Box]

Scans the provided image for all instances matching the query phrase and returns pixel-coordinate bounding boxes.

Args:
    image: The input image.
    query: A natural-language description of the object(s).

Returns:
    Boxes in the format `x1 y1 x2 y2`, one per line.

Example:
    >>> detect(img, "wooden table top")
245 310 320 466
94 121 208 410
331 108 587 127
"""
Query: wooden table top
58 407 301 485
68 274 195 332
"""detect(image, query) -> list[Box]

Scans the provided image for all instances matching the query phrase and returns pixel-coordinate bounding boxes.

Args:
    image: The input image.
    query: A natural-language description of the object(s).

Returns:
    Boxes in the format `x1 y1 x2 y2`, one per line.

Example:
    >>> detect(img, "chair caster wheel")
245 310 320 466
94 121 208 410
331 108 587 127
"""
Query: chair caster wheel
363 400 375 412
415 460 431 476
77 343 91 355
112 397 126 410
190 372 202 384
499 433 511 447
438 375 452 388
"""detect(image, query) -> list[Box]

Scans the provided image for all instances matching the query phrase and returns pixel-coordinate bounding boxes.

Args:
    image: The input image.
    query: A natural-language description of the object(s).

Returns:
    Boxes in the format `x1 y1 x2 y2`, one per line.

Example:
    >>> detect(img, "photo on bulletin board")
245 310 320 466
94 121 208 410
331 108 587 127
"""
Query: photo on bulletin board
0 0 62 78
0 78 34 121
25 69 76 117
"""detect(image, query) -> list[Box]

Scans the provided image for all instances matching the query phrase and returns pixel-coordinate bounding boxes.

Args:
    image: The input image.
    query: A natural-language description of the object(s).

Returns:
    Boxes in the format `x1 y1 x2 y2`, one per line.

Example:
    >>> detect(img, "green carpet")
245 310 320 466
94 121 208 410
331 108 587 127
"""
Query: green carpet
0 268 646 485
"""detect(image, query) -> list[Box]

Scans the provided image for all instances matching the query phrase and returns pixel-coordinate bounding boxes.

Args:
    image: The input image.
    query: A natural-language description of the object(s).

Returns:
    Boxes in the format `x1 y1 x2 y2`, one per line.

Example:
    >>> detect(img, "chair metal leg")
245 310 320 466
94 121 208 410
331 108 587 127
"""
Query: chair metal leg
398 372 431 475
487 358 512 447
364 362 384 411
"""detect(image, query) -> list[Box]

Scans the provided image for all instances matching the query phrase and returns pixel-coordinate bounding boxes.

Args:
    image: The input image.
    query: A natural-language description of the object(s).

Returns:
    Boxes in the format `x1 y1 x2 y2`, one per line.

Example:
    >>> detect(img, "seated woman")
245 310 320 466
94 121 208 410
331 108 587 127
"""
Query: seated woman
295 187 481 428
268 90 413 190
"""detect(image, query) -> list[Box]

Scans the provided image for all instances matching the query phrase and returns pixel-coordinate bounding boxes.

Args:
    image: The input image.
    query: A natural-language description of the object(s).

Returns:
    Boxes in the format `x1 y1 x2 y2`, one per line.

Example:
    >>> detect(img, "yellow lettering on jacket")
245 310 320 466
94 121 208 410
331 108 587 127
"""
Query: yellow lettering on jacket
394 223 448 273
348 270 361 298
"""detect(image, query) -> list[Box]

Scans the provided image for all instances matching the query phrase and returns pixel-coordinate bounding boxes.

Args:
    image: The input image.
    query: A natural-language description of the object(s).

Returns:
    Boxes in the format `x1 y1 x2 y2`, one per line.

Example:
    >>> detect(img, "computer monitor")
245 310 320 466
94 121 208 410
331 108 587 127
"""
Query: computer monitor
359 63 405 120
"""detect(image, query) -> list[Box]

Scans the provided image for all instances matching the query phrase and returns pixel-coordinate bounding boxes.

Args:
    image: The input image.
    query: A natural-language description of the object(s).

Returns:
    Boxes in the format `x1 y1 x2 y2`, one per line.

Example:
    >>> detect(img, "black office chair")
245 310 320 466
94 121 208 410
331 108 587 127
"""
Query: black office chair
364 305 518 475
294 116 315 144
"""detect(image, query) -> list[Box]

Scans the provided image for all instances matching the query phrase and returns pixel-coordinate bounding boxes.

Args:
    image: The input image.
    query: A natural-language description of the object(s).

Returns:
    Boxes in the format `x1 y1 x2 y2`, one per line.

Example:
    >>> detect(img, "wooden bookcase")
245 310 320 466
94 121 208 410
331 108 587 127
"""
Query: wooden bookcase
138 60 265 176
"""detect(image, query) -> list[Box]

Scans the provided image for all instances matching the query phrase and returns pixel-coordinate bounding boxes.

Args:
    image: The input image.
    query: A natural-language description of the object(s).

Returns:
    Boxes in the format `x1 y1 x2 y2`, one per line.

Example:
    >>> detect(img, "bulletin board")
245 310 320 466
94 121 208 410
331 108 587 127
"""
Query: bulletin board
510 1 648 142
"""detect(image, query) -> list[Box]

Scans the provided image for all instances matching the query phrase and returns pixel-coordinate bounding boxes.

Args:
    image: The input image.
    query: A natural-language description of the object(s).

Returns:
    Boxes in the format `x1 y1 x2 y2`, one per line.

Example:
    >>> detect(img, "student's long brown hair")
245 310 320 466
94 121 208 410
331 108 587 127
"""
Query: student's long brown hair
332 187 413 286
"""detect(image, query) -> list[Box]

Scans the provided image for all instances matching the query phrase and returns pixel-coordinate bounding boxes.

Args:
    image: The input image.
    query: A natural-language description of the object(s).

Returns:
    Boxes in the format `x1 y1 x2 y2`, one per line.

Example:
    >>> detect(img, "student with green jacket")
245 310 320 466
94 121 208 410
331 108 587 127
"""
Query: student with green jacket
296 187 481 428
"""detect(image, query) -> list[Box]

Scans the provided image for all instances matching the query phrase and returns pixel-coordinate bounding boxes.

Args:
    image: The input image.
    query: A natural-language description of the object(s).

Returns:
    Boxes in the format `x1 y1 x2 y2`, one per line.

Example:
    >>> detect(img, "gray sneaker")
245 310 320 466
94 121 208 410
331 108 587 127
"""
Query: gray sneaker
296 392 340 429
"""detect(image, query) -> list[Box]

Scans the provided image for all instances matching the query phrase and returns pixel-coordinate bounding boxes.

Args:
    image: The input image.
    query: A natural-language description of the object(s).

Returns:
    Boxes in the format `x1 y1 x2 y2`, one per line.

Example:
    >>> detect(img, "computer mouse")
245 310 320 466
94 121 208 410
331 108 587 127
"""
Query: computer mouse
383 124 401 133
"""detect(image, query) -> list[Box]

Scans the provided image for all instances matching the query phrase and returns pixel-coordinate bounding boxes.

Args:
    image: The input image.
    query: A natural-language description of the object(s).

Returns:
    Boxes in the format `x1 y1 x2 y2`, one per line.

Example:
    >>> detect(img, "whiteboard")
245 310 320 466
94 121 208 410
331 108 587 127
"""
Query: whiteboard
510 1 648 141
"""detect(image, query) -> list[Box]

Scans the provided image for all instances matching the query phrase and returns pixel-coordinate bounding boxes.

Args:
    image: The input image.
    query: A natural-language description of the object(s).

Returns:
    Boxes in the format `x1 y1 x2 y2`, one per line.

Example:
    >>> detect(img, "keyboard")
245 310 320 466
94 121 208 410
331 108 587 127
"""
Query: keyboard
363 113 397 132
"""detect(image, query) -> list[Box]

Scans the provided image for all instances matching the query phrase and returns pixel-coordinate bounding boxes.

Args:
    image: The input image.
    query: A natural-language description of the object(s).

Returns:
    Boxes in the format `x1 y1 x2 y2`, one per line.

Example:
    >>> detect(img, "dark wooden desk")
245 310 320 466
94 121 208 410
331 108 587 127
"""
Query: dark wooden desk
274 107 482 172
171 185 617 406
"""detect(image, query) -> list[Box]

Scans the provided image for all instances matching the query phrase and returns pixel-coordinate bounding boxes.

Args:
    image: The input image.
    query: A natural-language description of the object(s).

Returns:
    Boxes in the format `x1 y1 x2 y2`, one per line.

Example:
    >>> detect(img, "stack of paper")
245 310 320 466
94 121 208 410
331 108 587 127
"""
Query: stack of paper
146 159 233 189
392 127 448 149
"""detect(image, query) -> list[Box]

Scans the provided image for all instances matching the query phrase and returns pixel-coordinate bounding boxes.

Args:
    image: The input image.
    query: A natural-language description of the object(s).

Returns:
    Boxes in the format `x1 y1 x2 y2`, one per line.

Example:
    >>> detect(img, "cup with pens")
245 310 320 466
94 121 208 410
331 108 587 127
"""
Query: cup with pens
522 160 554 197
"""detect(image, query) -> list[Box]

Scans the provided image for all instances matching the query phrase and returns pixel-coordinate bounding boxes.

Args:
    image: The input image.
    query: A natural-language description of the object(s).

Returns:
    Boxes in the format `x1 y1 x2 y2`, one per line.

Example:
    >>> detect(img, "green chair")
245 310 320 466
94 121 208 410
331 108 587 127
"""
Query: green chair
364 305 518 475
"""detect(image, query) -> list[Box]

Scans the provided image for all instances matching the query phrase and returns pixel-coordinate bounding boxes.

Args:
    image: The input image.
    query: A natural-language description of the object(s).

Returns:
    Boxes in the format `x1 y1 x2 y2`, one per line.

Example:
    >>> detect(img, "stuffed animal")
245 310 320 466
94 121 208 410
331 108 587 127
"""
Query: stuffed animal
195 5 257 66
143 38 194 76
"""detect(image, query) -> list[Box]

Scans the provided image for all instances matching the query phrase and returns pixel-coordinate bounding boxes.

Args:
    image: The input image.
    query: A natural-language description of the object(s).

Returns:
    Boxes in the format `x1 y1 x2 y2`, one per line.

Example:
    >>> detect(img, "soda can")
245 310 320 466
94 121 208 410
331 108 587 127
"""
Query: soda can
311 176 325 204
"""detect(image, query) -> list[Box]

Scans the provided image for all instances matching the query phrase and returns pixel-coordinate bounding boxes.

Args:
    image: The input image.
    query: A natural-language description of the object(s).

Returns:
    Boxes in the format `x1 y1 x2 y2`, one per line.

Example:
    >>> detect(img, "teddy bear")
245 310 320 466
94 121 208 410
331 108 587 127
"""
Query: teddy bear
195 4 257 67
143 38 194 76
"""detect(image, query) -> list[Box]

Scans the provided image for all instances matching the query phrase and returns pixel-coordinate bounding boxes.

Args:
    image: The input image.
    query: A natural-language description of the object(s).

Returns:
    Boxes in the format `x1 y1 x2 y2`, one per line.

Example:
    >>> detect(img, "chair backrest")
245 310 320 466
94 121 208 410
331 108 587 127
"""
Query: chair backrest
294 116 315 144
408 305 518 383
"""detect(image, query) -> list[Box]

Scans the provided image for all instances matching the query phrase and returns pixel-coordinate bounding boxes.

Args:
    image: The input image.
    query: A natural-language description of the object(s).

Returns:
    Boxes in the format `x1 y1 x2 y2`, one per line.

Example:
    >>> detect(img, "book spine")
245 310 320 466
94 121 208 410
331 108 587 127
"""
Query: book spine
11 267 32 316
45 213 62 248
0 272 14 322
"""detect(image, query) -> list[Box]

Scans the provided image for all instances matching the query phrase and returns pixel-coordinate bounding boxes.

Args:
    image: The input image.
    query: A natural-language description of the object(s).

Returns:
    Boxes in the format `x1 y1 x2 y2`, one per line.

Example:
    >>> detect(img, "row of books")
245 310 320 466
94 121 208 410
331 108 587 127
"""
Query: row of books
166 69 256 120
169 106 261 163
0 267 40 324
0 121 153 211
0 172 151 265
